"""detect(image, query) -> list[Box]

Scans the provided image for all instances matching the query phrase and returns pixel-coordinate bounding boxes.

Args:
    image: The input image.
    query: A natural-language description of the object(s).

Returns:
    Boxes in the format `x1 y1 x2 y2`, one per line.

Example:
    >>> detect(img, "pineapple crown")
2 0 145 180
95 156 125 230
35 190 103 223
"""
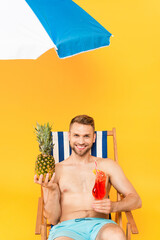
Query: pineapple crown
34 122 54 155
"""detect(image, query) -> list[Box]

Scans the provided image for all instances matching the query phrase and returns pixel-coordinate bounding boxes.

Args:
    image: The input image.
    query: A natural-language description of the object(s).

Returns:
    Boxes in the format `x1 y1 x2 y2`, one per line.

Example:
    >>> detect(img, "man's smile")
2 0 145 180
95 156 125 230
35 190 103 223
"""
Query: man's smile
75 145 87 150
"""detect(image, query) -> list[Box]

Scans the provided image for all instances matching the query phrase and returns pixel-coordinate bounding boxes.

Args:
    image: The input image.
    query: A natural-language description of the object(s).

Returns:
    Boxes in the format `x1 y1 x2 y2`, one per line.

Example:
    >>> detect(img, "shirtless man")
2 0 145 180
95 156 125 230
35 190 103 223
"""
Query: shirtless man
34 115 142 240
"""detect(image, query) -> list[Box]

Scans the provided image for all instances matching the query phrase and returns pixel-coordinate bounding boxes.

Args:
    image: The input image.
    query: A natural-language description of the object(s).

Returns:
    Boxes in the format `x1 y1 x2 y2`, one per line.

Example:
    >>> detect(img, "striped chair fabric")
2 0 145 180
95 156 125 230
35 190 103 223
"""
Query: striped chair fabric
51 131 108 163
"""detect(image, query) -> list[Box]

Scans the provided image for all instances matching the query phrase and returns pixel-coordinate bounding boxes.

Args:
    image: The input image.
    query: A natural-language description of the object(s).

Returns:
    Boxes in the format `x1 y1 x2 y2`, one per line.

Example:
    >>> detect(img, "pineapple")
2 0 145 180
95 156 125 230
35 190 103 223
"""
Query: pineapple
34 122 55 181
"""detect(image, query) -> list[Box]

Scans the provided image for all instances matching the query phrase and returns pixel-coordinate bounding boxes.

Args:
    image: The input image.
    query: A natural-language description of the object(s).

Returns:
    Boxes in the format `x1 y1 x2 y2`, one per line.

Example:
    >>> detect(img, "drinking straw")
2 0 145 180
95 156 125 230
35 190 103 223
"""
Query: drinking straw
95 160 98 175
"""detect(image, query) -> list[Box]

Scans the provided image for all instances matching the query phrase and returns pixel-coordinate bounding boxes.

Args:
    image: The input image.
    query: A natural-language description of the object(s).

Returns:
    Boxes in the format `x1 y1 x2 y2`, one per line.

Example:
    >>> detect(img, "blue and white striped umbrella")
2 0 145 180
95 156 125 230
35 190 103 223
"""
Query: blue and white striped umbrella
0 0 112 60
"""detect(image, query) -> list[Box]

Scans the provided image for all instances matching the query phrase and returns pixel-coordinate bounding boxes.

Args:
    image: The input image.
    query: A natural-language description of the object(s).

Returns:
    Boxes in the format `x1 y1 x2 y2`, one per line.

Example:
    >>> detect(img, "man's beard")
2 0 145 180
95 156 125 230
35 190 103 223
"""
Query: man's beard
71 144 92 157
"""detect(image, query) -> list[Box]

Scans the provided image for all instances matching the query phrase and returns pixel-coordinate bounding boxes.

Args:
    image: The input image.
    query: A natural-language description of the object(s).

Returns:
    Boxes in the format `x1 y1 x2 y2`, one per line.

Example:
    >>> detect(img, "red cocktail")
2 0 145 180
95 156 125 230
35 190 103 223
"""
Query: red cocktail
92 169 107 200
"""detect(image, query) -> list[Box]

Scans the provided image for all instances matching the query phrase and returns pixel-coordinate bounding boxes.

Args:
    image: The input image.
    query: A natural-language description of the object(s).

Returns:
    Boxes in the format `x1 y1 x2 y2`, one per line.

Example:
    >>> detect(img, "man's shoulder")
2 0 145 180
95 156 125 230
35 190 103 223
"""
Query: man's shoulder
55 158 71 172
96 157 115 165
96 157 119 174
54 159 69 182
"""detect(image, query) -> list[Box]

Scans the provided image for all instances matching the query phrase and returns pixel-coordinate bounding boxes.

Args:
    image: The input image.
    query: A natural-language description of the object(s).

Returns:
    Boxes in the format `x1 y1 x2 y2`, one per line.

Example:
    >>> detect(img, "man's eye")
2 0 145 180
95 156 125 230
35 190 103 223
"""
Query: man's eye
85 135 89 138
74 134 79 137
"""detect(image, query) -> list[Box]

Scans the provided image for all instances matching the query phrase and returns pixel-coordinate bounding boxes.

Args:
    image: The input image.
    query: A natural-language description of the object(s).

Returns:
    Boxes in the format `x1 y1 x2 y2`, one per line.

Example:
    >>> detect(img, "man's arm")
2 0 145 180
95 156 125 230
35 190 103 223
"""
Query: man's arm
34 165 61 225
92 159 142 214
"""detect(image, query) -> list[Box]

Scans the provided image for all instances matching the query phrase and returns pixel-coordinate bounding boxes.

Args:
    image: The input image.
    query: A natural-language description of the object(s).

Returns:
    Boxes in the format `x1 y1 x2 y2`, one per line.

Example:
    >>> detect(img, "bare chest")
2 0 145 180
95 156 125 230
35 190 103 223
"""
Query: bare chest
59 168 95 194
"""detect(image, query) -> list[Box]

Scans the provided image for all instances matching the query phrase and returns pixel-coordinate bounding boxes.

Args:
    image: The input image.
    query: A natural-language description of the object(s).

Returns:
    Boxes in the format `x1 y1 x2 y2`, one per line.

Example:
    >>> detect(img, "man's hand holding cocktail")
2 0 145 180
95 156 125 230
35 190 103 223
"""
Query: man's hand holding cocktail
92 198 113 214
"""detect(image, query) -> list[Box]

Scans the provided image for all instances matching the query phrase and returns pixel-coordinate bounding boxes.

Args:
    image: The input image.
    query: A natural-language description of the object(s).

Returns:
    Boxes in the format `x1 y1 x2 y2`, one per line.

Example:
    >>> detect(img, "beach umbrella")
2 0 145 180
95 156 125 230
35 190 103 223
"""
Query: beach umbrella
0 0 112 60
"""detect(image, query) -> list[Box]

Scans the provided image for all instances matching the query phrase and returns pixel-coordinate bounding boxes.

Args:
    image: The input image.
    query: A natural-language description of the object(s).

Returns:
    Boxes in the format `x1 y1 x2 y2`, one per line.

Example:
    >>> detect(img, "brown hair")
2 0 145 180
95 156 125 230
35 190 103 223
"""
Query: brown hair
69 115 95 131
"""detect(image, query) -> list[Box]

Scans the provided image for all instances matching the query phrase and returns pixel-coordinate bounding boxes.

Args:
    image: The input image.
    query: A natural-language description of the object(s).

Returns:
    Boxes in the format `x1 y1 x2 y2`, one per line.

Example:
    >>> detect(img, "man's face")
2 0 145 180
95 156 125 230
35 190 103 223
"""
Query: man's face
68 123 96 157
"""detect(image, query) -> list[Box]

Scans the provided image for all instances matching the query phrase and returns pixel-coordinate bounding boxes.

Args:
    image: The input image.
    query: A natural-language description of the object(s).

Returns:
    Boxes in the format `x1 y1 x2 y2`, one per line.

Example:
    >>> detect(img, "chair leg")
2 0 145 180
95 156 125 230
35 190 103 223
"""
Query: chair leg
41 217 47 240
126 223 131 240
35 197 43 235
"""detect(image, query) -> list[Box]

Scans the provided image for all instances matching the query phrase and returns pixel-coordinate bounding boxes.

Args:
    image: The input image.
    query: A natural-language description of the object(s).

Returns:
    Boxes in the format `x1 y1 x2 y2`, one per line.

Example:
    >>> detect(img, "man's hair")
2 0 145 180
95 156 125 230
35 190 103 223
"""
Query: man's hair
69 115 95 131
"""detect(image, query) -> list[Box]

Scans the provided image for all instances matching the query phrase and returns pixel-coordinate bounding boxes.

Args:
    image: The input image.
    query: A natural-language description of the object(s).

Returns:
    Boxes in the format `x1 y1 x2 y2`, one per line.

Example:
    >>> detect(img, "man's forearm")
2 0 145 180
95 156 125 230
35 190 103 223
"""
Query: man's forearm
112 193 142 212
44 188 61 225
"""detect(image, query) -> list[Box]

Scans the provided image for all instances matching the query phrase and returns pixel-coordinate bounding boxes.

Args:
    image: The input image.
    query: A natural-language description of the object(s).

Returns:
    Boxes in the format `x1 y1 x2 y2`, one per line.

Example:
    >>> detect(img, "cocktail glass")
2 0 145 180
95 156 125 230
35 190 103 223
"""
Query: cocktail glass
92 169 107 200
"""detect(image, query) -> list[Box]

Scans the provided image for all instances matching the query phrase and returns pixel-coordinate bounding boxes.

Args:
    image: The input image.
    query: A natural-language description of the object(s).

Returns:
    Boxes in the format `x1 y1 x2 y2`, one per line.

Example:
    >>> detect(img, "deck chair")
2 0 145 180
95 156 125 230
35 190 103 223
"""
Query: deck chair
35 128 139 240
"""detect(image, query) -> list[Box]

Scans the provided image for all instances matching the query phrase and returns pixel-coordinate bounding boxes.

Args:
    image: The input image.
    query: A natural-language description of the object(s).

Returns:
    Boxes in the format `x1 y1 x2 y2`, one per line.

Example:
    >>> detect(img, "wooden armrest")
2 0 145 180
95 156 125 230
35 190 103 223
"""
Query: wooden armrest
119 194 138 234
124 211 139 234
35 197 43 235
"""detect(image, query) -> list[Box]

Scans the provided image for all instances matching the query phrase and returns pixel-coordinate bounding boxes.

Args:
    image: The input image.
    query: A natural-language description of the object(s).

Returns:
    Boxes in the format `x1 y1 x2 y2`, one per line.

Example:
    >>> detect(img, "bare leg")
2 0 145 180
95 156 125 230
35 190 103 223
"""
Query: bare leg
96 223 126 240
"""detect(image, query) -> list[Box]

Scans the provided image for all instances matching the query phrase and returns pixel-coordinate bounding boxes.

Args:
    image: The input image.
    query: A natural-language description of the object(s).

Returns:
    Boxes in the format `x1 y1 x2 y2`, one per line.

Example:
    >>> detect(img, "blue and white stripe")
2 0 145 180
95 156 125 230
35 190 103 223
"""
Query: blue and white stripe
52 131 107 163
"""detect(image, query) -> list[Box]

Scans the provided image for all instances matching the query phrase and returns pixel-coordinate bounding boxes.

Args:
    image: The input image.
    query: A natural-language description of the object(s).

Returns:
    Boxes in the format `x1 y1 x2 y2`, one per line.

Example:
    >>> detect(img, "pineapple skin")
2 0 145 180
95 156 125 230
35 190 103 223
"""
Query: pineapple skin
35 154 55 180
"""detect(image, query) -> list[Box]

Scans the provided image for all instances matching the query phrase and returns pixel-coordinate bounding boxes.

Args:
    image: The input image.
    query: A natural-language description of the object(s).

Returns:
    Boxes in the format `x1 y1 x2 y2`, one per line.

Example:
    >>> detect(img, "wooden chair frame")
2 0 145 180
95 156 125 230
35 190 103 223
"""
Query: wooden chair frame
35 128 139 240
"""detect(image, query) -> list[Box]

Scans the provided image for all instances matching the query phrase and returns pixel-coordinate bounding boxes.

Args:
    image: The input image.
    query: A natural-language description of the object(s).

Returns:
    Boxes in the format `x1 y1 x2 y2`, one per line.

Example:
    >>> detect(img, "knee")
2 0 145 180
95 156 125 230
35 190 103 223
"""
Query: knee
112 228 126 240
99 224 126 240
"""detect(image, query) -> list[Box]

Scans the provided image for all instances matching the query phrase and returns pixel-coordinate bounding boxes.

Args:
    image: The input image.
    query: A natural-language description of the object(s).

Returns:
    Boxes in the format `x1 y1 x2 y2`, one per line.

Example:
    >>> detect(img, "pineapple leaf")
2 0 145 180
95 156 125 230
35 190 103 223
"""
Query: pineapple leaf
34 122 54 154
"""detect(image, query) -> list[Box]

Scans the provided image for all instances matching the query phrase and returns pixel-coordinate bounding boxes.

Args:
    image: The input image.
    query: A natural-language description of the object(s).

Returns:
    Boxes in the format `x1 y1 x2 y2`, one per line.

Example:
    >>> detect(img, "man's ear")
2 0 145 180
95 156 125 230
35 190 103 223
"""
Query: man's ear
93 132 96 143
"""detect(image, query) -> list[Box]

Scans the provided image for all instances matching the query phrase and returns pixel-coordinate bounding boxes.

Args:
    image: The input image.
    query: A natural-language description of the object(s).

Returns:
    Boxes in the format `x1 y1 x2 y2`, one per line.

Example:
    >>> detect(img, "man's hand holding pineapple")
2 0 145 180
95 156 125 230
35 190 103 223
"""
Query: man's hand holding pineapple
34 123 61 221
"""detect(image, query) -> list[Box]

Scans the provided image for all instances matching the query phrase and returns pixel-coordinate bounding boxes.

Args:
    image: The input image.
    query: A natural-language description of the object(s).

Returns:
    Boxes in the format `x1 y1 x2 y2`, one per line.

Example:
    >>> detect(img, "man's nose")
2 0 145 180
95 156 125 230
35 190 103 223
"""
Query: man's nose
78 137 85 144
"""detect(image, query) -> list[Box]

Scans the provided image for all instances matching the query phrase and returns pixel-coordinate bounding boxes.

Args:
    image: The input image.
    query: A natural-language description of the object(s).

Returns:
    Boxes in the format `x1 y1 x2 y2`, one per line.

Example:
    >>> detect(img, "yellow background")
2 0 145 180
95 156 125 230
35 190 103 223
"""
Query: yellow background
0 0 160 239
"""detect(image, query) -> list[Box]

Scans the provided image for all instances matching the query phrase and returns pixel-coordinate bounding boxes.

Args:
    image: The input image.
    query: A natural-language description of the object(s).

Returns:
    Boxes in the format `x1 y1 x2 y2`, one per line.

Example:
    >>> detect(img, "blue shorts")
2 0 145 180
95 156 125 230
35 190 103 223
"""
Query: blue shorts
48 217 116 240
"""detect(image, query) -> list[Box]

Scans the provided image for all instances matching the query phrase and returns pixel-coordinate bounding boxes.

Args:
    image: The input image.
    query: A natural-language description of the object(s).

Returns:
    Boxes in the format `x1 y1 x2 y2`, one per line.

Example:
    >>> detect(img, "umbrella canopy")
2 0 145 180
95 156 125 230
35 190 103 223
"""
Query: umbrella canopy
0 0 112 60
26 0 112 59
0 0 56 59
